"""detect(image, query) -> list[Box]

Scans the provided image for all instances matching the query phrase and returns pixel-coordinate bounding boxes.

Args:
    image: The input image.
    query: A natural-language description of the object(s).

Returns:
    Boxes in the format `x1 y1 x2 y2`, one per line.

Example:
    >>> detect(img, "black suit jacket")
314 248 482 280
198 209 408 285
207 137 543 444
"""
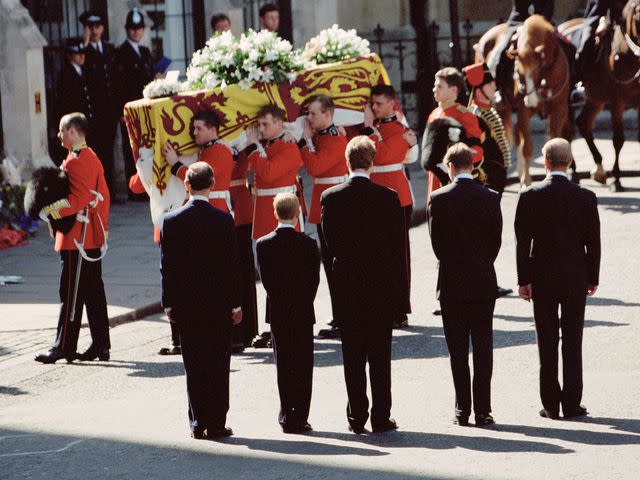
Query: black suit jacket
56 59 94 122
515 174 601 298
256 227 320 326
160 199 242 328
427 178 502 301
84 41 118 119
115 41 154 112
320 176 406 318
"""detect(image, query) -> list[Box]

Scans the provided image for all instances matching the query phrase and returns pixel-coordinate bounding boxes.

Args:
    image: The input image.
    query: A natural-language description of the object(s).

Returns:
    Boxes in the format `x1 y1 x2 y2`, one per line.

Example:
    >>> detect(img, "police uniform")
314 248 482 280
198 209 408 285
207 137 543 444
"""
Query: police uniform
463 62 510 196
170 139 235 213
363 116 414 317
299 124 348 327
80 11 118 194
246 134 303 240
230 151 259 347
57 39 94 127
115 9 155 191
36 144 111 363
426 100 483 201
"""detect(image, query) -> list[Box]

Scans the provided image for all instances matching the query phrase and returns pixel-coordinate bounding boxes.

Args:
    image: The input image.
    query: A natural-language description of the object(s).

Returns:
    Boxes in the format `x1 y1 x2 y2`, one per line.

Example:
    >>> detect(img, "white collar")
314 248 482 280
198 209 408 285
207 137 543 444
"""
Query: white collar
349 172 370 179
91 41 103 52
190 194 209 202
127 38 141 55
277 223 296 229
549 171 568 178
70 61 82 76
455 173 474 180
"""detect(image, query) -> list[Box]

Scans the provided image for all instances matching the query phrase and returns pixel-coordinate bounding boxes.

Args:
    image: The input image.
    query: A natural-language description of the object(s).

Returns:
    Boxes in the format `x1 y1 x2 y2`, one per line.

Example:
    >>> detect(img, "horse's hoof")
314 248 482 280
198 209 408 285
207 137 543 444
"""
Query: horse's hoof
609 180 625 192
590 165 607 184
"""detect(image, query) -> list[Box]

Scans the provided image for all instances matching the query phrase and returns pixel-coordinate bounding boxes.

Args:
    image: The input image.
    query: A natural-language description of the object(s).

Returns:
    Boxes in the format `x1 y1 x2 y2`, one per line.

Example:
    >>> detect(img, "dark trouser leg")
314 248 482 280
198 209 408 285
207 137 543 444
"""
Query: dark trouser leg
233 224 258 346
81 249 110 350
533 297 562 413
53 251 85 357
470 300 496 415
120 122 138 197
317 223 339 324
441 300 472 417
340 322 369 428
560 295 586 414
170 322 180 347
368 322 393 427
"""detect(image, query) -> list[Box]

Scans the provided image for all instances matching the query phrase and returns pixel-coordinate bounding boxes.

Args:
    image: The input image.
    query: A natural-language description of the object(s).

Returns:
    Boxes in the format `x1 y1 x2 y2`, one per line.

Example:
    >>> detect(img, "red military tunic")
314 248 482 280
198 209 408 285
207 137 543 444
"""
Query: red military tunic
247 134 303 239
299 124 348 224
49 146 110 252
171 140 234 213
230 150 254 227
363 116 413 207
426 99 483 200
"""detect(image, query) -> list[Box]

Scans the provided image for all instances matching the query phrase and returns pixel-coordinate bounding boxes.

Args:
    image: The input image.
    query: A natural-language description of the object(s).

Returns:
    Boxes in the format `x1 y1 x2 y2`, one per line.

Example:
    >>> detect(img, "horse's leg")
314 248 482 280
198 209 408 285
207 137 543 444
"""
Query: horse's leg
514 108 525 184
610 101 625 192
577 100 606 184
520 108 534 186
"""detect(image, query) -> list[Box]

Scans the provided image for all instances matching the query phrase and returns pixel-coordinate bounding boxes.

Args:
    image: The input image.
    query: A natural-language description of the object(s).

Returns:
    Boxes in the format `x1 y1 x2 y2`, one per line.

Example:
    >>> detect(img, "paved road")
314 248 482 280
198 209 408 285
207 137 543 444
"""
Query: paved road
1 134 640 479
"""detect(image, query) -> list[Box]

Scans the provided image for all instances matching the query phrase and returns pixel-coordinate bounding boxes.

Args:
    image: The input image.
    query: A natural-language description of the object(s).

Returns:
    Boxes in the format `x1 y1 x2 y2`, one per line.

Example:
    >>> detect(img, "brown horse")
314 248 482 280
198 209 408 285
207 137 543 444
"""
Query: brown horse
559 1 640 192
476 15 572 185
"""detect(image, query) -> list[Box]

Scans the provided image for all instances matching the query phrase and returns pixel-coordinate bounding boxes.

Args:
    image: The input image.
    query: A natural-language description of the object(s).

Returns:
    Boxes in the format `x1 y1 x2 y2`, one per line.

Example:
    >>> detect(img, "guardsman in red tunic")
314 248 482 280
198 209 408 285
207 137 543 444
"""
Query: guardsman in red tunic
163 110 234 214
35 112 111 364
427 67 483 202
299 95 349 339
361 84 418 329
245 105 303 240
230 150 259 349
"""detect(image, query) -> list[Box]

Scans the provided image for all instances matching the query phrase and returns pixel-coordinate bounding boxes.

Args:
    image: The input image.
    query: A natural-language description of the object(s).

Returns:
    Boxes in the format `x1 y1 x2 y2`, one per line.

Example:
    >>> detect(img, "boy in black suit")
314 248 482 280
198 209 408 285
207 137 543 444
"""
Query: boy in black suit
256 193 320 434
427 143 502 427
515 138 600 420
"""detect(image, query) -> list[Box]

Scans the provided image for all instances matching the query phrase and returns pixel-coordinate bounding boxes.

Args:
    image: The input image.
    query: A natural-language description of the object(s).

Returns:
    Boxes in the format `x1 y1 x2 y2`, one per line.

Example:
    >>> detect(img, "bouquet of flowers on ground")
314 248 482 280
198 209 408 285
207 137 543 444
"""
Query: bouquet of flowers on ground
142 78 185 99
302 24 371 65
185 29 303 91
0 158 38 249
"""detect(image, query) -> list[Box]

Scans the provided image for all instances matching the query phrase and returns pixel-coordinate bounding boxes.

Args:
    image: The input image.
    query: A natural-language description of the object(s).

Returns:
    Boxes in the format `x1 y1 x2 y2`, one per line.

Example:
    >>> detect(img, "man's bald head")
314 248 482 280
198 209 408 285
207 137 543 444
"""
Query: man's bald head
186 161 214 191
542 138 573 170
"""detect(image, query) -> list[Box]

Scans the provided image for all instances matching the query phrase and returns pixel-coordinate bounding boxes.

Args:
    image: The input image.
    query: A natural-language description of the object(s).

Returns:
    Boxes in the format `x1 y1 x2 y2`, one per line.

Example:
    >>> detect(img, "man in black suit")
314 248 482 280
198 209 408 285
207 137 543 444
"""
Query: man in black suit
427 143 503 427
161 162 242 439
79 10 118 194
115 8 155 196
321 136 406 434
256 193 320 434
56 38 94 131
515 138 601 420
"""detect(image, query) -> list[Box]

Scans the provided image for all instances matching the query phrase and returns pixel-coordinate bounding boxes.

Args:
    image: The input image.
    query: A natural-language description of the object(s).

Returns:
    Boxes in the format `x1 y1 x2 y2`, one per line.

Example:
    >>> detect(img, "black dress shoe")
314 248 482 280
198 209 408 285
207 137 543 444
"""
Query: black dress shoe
453 415 470 426
539 408 560 419
392 316 409 329
78 347 110 361
564 405 588 419
34 349 75 364
318 326 341 339
432 309 442 316
191 430 205 439
206 427 233 438
372 418 398 433
231 343 245 354
158 346 181 355
496 286 513 298
475 413 495 426
251 334 271 348
348 424 367 434
282 422 313 434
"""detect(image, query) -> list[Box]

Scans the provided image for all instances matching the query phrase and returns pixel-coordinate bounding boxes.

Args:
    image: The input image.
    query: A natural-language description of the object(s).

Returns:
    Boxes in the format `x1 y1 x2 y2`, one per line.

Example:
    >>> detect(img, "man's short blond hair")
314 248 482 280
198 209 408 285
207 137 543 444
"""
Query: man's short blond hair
542 138 573 168
346 135 376 170
273 192 299 220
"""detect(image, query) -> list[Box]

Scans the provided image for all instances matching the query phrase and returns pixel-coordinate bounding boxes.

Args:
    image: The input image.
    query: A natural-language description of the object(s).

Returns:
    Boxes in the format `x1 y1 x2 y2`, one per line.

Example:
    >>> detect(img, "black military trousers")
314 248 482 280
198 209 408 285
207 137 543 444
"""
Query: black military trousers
271 321 314 429
440 299 495 418
316 223 339 323
179 323 231 434
232 224 258 346
340 317 393 429
533 294 586 415
53 249 110 357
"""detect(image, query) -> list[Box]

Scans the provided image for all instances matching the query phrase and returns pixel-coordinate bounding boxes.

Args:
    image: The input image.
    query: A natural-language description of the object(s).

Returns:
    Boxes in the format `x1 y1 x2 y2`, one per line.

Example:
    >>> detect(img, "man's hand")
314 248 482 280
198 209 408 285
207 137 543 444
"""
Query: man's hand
363 104 374 128
587 284 598 297
245 126 260 145
403 130 417 147
302 119 313 138
162 141 179 166
282 131 296 143
519 284 532 302
232 309 243 325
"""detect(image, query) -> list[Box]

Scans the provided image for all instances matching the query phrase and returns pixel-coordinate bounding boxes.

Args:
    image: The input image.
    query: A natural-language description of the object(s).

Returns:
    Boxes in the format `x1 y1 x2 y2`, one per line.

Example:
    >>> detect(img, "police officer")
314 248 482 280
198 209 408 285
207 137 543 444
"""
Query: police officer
79 10 118 194
115 8 154 199
56 38 93 135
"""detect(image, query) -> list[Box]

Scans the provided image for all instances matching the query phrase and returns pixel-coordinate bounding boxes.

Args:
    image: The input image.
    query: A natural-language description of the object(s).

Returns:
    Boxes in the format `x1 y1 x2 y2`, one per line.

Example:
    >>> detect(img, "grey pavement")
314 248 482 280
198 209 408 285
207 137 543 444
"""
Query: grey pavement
1 133 640 479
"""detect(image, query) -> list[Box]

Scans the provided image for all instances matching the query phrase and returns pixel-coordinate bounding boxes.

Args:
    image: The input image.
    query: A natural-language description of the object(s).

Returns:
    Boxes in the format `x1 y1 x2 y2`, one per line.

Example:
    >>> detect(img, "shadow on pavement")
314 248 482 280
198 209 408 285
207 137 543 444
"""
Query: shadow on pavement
495 423 640 446
579 417 640 435
597 195 640 214
68 359 185 378
227 436 388 456
0 386 28 396
494 314 629 328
